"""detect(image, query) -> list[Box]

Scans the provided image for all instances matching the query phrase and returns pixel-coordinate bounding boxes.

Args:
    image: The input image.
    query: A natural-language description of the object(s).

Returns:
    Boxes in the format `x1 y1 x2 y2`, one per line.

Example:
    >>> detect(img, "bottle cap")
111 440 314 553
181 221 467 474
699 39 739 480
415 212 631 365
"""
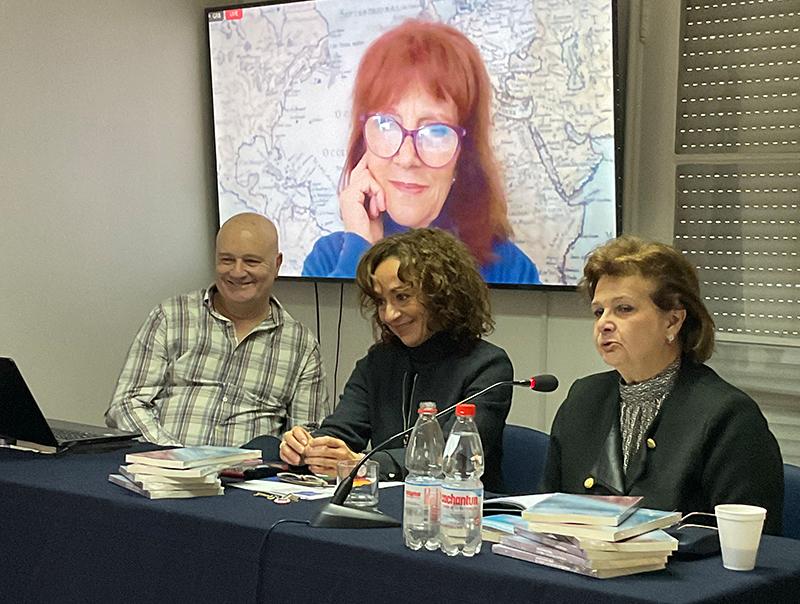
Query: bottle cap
418 401 438 414
455 403 476 417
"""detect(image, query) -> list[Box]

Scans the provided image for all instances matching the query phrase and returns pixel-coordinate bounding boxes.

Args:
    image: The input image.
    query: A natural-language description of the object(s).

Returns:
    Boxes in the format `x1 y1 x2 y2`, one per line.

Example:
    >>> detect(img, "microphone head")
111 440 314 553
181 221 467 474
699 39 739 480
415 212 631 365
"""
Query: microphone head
530 374 559 392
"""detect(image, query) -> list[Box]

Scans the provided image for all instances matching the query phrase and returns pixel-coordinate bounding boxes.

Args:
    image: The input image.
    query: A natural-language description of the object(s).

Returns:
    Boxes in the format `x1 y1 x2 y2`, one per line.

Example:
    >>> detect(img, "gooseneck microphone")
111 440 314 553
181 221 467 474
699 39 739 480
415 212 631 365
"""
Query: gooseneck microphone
309 374 558 528
512 374 559 392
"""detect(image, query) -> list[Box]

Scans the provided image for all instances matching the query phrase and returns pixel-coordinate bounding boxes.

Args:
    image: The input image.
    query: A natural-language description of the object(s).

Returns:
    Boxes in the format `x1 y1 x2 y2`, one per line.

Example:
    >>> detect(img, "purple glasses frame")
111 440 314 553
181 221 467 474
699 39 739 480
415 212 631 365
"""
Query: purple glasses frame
362 113 466 168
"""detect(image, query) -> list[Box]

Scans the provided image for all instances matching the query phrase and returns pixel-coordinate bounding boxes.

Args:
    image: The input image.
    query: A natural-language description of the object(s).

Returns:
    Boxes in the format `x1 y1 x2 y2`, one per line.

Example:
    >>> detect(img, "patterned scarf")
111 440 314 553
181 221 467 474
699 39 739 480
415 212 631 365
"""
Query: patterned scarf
619 357 681 471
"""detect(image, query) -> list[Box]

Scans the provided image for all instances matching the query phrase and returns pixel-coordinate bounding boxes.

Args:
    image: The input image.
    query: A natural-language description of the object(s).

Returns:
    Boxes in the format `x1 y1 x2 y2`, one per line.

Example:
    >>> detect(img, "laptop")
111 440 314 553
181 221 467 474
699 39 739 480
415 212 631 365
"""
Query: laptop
0 357 140 453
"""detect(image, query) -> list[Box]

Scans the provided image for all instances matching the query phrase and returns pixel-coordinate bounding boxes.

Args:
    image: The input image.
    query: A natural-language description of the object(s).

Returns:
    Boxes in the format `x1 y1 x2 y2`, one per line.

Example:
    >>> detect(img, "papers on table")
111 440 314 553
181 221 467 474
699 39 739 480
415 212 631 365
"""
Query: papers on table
483 493 554 513
228 476 403 500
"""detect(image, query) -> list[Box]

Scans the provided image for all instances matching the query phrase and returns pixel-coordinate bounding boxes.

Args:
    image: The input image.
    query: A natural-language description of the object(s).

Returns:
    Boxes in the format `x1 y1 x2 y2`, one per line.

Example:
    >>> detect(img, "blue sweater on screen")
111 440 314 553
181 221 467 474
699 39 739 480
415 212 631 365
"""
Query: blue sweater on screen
302 220 541 285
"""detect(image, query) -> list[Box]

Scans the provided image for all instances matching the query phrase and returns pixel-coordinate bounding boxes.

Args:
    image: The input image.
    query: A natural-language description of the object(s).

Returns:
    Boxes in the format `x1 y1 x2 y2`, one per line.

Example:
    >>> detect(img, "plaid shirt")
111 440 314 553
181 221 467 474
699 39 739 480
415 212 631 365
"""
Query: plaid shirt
105 287 330 446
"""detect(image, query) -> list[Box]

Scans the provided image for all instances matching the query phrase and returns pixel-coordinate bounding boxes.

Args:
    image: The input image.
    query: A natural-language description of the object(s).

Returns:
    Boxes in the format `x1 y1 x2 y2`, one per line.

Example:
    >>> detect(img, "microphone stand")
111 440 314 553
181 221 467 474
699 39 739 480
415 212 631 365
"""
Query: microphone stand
310 379 526 529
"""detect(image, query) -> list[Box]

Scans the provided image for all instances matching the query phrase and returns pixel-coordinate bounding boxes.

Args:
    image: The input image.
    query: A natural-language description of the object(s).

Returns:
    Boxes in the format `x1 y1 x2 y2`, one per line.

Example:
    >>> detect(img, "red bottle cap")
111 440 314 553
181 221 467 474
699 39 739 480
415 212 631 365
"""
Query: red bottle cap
455 403 476 417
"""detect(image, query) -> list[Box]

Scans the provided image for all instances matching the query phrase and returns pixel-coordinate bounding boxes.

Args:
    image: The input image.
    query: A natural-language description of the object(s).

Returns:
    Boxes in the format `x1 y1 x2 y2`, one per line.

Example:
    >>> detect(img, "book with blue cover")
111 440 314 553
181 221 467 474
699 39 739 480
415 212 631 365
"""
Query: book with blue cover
122 463 230 478
482 514 529 543
119 465 221 488
526 507 681 542
490 518 679 579
108 473 224 499
125 446 261 469
515 526 679 554
499 535 669 570
492 543 667 579
521 493 643 526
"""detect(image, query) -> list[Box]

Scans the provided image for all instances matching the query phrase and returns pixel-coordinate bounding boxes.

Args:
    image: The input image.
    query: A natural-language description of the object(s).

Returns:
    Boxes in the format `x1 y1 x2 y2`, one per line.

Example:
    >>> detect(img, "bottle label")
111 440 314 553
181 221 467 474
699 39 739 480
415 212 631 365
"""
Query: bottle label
404 480 440 522
440 484 483 525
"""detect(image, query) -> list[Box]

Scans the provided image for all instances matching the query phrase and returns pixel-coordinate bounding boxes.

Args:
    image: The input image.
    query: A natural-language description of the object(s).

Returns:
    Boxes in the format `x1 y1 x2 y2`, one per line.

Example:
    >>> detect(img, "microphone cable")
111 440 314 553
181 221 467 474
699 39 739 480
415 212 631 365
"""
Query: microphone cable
310 281 345 409
313 281 321 346
256 518 311 601
334 283 344 408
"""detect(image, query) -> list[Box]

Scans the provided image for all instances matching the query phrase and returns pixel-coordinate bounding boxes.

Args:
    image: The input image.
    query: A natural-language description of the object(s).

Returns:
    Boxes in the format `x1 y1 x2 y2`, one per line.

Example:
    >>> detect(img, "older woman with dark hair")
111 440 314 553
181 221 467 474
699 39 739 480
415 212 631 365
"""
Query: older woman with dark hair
283 228 513 491
302 19 539 284
543 235 784 534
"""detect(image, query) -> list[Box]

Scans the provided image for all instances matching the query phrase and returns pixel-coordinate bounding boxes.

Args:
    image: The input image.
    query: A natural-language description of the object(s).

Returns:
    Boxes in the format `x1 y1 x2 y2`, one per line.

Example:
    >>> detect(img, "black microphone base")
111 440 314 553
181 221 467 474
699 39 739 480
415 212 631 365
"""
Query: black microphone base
310 502 401 529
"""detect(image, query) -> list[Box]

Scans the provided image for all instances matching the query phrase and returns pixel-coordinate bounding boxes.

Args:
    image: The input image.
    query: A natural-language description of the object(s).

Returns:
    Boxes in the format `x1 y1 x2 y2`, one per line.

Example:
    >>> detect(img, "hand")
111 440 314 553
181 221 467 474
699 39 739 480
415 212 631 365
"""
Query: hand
339 153 385 244
279 426 313 466
302 435 361 476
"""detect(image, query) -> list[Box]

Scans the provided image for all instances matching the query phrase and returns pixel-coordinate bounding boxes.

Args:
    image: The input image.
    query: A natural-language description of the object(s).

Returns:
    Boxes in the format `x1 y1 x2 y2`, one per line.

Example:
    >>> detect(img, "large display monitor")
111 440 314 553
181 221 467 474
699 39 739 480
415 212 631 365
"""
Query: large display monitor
207 0 621 288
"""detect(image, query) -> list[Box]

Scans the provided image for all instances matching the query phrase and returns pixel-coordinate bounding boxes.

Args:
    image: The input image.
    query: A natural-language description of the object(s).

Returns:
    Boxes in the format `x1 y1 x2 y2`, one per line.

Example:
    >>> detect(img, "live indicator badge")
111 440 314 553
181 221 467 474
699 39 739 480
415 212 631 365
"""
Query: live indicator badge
208 9 243 22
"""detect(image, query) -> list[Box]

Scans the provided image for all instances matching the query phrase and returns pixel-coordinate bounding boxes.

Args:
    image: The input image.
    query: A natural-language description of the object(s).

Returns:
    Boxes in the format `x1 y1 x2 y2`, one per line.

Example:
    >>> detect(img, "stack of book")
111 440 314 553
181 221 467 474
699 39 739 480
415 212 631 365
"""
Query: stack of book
487 493 681 579
108 446 261 499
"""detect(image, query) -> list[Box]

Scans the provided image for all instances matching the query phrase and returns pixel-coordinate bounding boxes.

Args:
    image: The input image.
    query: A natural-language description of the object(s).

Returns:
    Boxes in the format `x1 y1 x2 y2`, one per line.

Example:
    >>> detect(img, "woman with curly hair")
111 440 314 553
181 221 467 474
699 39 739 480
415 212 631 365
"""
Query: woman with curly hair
281 228 513 491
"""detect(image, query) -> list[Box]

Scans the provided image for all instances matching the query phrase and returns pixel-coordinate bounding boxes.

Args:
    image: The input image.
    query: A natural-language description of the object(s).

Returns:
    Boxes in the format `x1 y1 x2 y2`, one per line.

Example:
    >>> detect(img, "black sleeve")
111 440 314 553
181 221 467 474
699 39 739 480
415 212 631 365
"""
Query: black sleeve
375 346 514 487
316 344 514 485
313 355 374 452
452 349 513 492
241 435 282 461
314 354 406 480
701 394 784 535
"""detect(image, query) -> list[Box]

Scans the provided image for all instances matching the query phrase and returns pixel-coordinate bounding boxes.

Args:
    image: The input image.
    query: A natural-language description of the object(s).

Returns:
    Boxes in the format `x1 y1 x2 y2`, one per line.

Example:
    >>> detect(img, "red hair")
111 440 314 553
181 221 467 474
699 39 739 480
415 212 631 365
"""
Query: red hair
340 19 511 264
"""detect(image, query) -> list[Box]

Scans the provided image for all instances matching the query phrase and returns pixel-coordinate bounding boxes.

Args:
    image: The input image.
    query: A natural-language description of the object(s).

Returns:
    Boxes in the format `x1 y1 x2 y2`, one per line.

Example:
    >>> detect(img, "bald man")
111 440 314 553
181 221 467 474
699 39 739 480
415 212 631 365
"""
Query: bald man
106 213 330 446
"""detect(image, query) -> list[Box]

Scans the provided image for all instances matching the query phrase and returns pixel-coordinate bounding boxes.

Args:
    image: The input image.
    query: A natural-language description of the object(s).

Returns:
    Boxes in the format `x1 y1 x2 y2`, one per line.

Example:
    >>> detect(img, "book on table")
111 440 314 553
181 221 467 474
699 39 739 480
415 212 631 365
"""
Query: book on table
108 473 224 499
515 526 679 555
492 543 667 579
482 514 529 543
490 520 678 578
119 466 221 490
125 446 261 469
122 462 231 478
488 500 679 578
526 507 682 542
520 493 643 526
499 534 670 569
483 513 676 552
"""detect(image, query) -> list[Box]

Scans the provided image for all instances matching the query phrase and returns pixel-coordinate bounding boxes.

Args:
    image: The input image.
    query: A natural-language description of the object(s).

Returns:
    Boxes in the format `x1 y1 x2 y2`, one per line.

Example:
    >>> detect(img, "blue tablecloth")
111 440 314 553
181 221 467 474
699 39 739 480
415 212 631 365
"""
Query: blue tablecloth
2 445 799 603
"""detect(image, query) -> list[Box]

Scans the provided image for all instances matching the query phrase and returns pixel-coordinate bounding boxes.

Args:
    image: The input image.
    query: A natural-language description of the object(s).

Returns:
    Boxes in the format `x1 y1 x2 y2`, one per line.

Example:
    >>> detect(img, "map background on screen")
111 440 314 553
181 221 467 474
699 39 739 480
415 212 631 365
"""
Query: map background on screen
208 0 618 286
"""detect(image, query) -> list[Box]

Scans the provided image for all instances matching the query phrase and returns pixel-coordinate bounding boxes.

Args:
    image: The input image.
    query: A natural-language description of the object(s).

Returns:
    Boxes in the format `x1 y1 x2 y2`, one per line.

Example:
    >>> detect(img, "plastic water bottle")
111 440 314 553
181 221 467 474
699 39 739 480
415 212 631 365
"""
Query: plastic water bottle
439 403 484 556
403 401 445 550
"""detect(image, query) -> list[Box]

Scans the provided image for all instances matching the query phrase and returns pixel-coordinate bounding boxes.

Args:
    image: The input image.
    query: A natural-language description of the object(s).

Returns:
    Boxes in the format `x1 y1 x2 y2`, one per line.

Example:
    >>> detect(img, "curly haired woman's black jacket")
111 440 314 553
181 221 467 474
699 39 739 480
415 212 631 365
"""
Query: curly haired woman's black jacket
314 331 513 492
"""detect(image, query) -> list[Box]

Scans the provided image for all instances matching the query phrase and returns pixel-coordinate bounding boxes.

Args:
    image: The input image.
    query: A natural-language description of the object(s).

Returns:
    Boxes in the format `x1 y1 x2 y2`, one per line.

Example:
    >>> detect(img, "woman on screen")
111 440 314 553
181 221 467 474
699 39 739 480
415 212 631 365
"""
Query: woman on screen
283 228 513 492
542 235 784 534
301 19 540 285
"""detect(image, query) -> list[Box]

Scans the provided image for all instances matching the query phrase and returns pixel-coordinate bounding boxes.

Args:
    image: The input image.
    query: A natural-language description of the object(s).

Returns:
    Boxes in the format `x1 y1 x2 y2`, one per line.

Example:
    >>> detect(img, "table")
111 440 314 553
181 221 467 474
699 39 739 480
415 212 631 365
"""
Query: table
2 446 799 604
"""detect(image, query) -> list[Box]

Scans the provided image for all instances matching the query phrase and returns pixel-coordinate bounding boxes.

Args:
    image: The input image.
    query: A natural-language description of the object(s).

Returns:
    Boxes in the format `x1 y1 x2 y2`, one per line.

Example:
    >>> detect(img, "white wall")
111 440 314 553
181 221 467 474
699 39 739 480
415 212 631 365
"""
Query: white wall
0 0 218 421
0 0 614 432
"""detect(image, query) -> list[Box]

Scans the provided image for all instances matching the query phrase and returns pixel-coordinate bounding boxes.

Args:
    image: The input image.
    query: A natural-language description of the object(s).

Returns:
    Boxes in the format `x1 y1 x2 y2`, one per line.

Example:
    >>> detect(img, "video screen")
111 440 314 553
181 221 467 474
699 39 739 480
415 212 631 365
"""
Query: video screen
207 0 619 287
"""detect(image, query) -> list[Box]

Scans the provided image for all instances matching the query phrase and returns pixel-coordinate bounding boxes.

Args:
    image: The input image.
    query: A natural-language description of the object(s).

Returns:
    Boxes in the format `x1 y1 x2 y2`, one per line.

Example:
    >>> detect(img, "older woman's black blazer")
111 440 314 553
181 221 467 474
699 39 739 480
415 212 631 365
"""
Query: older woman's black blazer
543 360 784 534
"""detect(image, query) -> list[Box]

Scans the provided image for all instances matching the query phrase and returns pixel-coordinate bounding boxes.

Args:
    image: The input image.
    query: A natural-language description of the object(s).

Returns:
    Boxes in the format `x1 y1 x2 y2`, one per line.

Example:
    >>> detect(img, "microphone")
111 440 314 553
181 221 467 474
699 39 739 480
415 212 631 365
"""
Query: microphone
512 374 559 392
309 374 558 528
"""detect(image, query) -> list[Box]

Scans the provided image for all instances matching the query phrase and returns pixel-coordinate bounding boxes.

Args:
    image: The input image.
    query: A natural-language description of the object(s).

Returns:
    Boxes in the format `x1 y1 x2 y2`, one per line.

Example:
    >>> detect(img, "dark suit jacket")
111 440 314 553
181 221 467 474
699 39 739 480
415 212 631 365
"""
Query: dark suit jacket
314 333 513 492
543 360 784 534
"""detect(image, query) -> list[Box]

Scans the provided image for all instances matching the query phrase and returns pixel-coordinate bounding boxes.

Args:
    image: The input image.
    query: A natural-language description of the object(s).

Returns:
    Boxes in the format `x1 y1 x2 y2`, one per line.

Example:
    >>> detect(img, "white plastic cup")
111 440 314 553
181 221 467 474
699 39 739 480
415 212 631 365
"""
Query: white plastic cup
715 504 767 571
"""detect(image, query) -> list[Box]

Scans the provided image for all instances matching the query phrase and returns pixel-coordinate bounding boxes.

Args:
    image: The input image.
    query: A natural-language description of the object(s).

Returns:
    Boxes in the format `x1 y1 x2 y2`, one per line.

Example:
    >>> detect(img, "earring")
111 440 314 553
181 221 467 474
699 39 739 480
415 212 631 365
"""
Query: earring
667 334 675 343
